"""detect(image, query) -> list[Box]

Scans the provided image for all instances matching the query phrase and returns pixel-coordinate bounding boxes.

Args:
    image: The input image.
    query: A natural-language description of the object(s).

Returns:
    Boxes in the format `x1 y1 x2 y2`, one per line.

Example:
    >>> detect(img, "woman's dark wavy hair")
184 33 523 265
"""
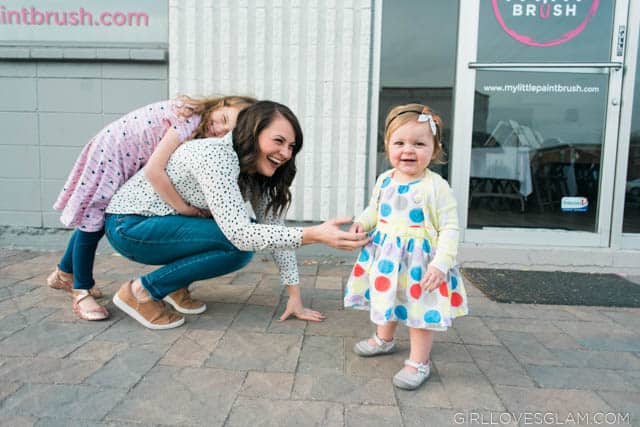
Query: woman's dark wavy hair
232 101 303 217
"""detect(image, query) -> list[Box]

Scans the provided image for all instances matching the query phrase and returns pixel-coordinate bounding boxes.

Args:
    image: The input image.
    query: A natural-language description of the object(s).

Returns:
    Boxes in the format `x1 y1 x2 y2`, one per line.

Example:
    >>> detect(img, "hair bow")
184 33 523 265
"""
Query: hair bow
417 113 437 137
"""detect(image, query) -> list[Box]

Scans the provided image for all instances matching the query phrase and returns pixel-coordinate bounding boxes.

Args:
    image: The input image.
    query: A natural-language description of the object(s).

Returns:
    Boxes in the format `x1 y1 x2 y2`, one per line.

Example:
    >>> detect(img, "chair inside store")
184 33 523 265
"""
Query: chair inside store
531 143 600 212
469 177 524 211
468 121 539 212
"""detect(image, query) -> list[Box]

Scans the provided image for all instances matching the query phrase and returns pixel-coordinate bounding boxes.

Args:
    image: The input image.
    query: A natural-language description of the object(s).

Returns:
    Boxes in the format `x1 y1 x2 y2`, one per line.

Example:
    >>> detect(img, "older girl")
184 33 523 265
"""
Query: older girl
49 95 256 321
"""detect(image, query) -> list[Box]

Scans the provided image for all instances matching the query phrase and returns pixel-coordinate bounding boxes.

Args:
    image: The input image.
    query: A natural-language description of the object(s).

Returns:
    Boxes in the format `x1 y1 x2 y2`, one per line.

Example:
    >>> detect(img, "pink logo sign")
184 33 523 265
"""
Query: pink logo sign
491 0 600 47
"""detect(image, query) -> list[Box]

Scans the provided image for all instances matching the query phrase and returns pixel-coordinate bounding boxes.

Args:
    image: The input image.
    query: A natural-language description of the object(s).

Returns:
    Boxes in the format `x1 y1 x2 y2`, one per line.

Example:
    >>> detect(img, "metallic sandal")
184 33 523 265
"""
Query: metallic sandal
72 289 110 321
47 267 103 298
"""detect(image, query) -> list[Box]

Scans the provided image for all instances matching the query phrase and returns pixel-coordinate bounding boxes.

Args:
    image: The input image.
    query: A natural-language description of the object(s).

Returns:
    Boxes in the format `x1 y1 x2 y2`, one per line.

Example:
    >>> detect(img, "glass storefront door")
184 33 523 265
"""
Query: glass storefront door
376 0 459 181
615 0 640 250
622 44 640 234
453 0 629 246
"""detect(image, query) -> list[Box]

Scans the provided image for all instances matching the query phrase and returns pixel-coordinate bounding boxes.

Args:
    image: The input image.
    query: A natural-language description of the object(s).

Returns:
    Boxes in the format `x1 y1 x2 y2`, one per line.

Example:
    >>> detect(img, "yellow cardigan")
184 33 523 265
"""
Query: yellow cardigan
355 168 460 273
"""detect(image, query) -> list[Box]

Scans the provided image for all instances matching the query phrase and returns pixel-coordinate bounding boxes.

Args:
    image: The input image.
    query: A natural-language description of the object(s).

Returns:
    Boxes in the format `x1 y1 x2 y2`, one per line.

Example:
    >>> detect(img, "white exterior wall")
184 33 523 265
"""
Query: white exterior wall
169 0 372 221
0 58 167 228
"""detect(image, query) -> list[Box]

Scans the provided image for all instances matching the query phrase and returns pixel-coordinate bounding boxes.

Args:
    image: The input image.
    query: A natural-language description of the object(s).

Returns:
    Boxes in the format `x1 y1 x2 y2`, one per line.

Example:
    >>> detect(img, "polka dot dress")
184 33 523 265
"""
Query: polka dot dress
344 175 468 331
53 99 202 232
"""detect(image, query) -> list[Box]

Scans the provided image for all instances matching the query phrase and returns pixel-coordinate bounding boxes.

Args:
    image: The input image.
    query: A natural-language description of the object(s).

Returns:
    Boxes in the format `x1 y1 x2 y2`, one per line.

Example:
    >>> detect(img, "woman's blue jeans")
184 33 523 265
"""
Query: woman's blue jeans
104 214 254 300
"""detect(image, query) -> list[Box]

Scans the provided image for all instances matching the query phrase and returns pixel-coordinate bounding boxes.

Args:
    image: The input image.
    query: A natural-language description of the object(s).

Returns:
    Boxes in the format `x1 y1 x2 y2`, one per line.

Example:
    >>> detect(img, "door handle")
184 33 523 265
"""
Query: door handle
468 62 623 74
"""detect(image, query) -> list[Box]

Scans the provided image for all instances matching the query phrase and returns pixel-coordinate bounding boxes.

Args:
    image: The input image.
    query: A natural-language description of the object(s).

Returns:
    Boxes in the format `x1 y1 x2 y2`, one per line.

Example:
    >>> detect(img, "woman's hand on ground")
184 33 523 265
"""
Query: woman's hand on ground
279 285 326 322
303 217 369 250
279 304 326 322
279 297 325 322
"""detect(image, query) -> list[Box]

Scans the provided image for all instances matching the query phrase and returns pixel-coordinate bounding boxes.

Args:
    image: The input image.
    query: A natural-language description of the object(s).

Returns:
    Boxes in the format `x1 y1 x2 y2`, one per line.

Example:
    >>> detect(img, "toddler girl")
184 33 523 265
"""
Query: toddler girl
344 103 468 390
48 95 256 321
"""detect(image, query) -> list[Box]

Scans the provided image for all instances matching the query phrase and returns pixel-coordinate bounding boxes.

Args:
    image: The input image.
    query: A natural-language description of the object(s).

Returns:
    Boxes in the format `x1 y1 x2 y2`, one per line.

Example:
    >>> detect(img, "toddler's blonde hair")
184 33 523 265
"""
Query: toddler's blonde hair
384 103 446 164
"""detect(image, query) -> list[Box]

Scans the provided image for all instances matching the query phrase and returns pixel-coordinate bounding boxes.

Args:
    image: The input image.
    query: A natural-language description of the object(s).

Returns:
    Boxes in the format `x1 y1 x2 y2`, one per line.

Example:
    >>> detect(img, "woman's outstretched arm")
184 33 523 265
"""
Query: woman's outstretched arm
302 217 369 249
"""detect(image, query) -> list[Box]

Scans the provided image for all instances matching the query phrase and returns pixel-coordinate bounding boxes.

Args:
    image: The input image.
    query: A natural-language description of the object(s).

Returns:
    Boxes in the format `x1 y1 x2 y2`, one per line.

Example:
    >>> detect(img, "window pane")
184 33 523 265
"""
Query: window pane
623 46 640 233
378 0 458 180
478 1 614 63
468 70 608 231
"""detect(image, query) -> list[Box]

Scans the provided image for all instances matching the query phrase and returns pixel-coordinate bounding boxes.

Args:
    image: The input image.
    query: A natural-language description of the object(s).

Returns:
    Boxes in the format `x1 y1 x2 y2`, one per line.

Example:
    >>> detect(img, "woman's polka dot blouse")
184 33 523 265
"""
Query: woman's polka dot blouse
107 133 303 286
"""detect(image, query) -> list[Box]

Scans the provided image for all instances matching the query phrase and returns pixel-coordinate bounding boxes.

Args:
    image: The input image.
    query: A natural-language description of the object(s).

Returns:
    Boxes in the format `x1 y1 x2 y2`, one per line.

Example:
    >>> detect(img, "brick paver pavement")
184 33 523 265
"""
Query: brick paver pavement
0 248 638 426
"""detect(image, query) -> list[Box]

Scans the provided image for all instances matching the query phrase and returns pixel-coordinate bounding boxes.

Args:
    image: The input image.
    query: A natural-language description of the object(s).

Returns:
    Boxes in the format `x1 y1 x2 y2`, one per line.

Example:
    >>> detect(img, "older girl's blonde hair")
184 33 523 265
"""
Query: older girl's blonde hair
175 95 257 139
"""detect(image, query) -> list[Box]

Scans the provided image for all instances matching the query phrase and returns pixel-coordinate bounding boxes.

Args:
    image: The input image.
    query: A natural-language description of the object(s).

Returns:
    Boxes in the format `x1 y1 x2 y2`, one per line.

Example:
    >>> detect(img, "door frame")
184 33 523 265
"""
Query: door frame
367 0 384 196
612 0 640 250
450 0 631 248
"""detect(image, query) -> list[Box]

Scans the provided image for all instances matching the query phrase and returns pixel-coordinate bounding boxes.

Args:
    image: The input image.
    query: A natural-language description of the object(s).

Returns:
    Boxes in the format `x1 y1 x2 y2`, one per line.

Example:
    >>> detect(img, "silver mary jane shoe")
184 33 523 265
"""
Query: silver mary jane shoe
353 334 397 357
392 359 430 390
